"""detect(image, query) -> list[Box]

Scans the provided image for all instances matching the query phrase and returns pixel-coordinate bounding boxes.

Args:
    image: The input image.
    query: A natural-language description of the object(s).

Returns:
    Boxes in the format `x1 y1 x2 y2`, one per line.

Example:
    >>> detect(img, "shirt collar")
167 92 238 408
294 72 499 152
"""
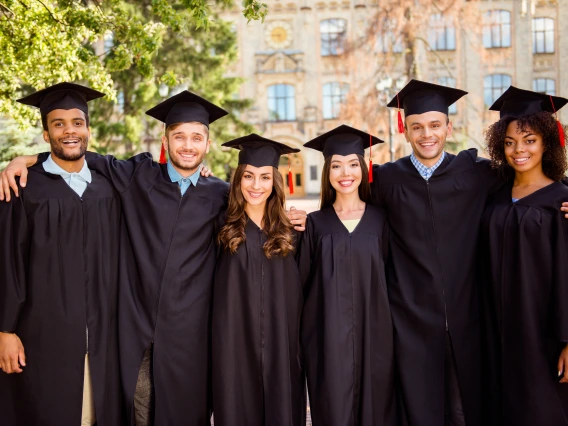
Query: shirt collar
42 154 92 183
167 160 201 187
409 151 446 178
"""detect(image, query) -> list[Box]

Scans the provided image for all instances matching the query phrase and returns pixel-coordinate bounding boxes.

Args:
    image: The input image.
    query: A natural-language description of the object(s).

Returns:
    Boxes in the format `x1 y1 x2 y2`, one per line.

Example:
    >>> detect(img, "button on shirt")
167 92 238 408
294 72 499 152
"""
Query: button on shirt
42 154 92 197
410 151 446 181
167 161 201 196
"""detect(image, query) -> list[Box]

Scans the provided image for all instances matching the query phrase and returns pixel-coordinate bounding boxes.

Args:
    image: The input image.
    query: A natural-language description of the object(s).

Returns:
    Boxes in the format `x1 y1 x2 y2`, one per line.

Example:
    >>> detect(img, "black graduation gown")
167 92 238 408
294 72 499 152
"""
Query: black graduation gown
0 163 122 426
212 218 305 426
81 152 229 425
371 149 501 426
296 205 395 426
480 181 568 426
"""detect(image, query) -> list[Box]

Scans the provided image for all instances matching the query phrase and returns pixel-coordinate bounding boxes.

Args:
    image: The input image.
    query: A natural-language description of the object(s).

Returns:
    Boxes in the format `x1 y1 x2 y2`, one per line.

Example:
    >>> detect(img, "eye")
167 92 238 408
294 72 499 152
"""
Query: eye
504 141 513 146
526 139 536 144
243 174 252 179
350 162 359 167
262 175 271 180
75 121 84 126
432 124 440 128
331 164 340 169
412 126 421 131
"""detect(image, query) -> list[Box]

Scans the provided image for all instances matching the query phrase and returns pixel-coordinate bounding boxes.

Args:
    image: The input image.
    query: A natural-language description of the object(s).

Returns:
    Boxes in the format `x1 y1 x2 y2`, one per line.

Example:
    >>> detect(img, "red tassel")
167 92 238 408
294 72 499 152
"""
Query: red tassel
288 155 294 195
159 144 167 164
558 120 566 147
397 109 404 134
368 159 373 183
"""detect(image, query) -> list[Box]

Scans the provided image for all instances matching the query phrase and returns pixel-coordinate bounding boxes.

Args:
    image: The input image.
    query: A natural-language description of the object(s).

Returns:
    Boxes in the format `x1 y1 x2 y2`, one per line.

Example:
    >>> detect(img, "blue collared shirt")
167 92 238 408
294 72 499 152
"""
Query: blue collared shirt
410 152 446 181
42 154 92 197
167 161 201 196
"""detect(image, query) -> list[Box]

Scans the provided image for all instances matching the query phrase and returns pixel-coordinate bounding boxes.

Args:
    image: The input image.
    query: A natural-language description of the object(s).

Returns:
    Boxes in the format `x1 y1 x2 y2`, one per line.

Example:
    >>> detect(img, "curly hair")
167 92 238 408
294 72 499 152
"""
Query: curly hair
218 164 295 258
485 112 568 181
320 154 371 209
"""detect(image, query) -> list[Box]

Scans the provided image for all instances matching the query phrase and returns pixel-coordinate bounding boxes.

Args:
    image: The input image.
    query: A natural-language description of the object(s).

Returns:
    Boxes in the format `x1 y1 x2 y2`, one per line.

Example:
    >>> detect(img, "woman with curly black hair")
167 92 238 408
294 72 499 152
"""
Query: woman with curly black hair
481 86 568 426
212 134 306 426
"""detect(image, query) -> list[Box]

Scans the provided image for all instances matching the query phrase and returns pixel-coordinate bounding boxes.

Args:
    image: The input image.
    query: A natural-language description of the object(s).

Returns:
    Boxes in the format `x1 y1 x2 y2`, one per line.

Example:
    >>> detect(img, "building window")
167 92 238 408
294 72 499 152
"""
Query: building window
533 78 555 95
483 10 511 48
268 84 296 121
322 82 349 119
310 165 317 181
437 77 458 114
428 14 456 51
320 19 347 57
375 19 403 54
484 74 511 106
532 18 554 54
295 173 302 187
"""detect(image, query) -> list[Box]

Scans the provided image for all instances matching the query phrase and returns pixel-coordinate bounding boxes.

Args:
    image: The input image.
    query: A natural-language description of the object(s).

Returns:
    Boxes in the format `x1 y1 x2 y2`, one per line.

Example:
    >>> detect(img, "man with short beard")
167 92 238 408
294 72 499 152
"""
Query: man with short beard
0 83 123 426
0 90 307 426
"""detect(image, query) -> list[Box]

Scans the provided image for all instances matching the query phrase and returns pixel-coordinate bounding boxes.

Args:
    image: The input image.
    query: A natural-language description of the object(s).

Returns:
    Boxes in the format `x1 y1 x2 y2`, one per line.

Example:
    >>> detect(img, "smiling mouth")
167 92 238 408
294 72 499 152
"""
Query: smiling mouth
61 138 81 146
512 157 530 165
247 191 264 198
338 180 354 187
420 141 437 148
178 152 197 160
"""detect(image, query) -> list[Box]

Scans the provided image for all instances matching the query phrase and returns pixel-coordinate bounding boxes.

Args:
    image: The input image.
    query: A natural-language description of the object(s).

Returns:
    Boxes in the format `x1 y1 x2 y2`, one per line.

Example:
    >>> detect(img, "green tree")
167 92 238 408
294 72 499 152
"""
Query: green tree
0 0 266 177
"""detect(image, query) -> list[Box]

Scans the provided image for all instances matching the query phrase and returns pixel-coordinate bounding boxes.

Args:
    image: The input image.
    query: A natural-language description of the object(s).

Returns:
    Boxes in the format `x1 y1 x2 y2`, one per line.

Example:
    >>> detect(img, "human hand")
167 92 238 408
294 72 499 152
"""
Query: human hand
0 332 26 374
287 206 307 232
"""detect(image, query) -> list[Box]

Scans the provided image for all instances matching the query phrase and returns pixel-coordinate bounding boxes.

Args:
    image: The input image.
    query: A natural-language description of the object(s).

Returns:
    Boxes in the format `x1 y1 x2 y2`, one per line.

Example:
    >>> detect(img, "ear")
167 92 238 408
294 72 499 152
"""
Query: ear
161 135 168 152
43 130 50 144
205 138 212 155
447 120 453 138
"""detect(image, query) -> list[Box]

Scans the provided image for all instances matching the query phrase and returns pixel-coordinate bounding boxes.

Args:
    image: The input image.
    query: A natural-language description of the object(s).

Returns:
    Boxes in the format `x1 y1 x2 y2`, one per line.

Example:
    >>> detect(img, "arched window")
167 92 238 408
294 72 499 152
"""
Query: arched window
533 78 555 95
484 74 511 106
532 18 554 54
437 77 458 114
322 82 350 119
268 84 296 121
428 14 456 51
483 10 511 48
320 19 347 56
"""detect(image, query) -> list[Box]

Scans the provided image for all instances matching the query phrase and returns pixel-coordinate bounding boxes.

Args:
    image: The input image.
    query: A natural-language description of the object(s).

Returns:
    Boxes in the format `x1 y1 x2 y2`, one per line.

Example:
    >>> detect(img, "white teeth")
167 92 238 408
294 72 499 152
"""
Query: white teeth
514 157 529 164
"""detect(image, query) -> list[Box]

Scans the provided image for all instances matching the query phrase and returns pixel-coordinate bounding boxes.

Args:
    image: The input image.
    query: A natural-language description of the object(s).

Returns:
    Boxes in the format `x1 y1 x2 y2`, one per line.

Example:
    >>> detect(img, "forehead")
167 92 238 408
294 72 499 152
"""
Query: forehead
330 153 359 162
244 165 273 174
170 122 208 136
505 120 536 136
405 110 447 125
46 108 87 121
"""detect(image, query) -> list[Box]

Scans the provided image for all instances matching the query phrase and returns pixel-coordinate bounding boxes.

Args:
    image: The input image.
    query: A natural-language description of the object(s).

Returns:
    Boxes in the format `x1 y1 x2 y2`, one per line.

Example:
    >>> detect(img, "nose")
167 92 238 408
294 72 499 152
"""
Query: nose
340 165 351 176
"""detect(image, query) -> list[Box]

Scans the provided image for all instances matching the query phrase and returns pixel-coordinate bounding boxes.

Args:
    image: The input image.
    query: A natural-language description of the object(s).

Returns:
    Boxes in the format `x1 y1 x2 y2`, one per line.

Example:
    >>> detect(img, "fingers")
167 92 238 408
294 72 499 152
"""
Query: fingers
18 347 26 367
561 203 568 219
10 354 22 374
200 167 213 177
559 353 568 383
293 225 306 232
289 206 297 211
0 173 11 202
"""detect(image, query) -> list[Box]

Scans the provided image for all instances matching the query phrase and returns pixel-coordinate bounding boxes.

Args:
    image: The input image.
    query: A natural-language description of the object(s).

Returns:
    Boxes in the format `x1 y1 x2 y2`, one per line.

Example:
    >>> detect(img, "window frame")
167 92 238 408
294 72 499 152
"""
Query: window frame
532 17 555 54
483 10 512 49
533 78 556 95
484 74 512 107
267 84 296 122
322 82 350 120
320 19 347 57
428 13 456 51
437 77 458 114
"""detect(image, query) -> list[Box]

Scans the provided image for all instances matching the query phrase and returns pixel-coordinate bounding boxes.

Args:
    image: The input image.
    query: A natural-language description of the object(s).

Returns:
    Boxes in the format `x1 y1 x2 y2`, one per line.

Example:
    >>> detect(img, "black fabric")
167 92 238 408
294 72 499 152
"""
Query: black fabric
444 333 466 426
0 165 123 426
371 149 503 426
80 151 229 425
145 90 228 127
16 82 104 118
222 134 300 168
211 219 305 426
480 181 568 426
303 124 383 158
386 80 467 116
296 205 395 426
488 85 568 118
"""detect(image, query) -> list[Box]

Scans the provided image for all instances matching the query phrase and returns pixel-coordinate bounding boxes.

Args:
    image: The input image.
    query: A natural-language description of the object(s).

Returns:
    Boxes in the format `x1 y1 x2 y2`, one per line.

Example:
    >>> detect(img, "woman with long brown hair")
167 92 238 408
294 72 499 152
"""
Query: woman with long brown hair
297 125 396 426
480 87 568 426
212 134 306 426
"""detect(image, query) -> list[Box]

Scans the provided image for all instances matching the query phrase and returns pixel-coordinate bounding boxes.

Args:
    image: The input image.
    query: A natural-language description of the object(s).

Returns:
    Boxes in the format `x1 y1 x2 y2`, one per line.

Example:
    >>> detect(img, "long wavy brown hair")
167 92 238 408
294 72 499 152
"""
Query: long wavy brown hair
320 154 371 209
218 164 295 258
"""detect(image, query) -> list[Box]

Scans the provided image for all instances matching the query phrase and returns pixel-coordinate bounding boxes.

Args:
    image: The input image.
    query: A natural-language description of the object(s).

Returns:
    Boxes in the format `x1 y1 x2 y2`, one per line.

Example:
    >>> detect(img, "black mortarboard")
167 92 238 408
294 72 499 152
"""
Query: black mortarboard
489 85 567 147
303 125 383 158
386 79 467 117
145 90 228 128
222 134 300 168
16 82 104 118
489 86 568 118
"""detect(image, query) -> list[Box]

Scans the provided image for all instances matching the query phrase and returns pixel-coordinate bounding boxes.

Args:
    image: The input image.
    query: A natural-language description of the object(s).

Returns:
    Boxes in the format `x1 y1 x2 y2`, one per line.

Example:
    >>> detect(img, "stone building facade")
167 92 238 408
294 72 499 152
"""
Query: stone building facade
222 0 567 196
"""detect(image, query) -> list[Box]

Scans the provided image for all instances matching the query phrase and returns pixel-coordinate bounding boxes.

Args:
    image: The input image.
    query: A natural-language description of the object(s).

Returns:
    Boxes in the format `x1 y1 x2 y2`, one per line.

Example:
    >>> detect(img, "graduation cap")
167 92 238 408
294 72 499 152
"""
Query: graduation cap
303 124 383 183
146 90 229 163
488 86 567 147
16 82 104 119
386 79 467 134
222 134 300 194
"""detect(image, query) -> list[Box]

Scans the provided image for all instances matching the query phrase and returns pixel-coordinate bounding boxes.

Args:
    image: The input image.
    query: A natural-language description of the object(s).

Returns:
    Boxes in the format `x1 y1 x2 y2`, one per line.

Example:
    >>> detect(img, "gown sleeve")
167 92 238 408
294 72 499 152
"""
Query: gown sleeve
85 151 154 193
473 153 505 194
554 203 568 342
370 163 385 207
0 183 29 333
295 214 315 290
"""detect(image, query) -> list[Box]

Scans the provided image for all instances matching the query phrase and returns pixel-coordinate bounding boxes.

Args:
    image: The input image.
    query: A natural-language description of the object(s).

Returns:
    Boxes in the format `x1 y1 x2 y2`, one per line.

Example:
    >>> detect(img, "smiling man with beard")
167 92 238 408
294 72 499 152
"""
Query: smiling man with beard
0 83 123 426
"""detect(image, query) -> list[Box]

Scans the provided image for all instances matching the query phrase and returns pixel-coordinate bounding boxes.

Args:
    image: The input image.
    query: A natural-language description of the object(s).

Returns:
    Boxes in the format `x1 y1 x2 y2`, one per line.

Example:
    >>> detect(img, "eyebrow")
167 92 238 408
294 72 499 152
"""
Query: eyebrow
171 131 205 137
409 120 442 126
50 117 85 123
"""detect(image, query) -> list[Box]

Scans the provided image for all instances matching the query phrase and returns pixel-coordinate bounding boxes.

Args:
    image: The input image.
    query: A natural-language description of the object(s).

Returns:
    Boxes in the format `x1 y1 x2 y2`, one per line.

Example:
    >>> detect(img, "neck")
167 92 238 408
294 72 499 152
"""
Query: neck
333 191 364 212
245 202 266 228
171 162 199 178
414 151 444 168
513 166 551 187
51 154 85 173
